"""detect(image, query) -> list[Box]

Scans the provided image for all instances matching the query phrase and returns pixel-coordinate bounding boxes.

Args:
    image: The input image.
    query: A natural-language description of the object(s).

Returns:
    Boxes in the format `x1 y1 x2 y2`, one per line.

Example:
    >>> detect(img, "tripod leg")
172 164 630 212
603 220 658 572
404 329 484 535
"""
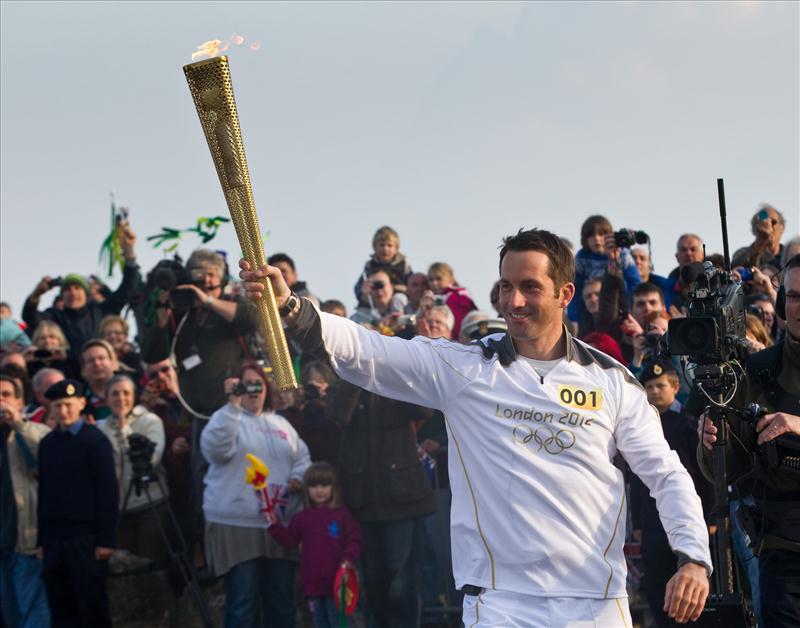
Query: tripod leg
136 478 216 628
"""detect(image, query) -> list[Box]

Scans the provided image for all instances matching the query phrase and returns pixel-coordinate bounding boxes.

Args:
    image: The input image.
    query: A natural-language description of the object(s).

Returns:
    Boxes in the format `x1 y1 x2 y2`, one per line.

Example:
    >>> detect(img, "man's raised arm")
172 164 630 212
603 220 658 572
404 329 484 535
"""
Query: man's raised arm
240 260 471 412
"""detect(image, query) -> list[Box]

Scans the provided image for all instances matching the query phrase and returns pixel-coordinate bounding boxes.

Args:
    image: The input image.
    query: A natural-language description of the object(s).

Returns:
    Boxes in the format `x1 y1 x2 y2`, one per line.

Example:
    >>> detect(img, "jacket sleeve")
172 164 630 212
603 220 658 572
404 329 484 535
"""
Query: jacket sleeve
615 376 712 574
325 381 363 428
288 299 468 412
13 421 50 464
268 513 303 549
91 434 120 548
201 404 241 464
102 260 142 315
21 298 47 336
341 509 362 563
36 441 49 546
620 249 642 295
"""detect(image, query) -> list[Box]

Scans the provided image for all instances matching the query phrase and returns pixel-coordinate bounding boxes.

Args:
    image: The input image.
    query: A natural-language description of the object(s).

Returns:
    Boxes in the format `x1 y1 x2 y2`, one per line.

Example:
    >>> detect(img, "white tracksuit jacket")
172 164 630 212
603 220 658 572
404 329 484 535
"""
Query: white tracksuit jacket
295 305 711 599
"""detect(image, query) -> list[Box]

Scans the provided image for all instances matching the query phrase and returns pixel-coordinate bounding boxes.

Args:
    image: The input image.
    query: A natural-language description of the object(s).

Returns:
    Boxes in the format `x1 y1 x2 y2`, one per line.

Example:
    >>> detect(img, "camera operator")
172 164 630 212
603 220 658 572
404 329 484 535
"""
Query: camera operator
142 249 259 523
97 374 167 561
22 222 140 361
143 249 259 419
699 254 800 625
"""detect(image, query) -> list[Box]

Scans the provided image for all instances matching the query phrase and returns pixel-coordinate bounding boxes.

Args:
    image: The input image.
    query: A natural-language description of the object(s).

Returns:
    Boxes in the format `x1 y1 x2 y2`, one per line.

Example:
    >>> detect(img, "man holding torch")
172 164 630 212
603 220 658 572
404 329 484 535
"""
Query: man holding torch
239 228 711 626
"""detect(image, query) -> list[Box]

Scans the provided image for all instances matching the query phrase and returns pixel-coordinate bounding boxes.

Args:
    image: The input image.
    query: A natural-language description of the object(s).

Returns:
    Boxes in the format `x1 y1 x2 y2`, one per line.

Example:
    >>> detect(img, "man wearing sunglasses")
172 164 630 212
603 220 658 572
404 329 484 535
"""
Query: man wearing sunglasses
732 205 787 273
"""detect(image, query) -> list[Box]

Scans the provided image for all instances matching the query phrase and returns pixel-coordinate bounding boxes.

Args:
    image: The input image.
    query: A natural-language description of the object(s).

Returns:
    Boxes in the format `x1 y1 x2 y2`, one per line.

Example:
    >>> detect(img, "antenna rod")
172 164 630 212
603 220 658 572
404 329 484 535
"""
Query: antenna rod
717 178 731 271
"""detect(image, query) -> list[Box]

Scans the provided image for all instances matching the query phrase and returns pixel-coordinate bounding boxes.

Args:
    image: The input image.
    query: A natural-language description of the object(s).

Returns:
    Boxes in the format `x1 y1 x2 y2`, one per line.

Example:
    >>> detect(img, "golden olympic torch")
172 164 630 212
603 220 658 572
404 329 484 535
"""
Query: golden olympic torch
183 55 297 391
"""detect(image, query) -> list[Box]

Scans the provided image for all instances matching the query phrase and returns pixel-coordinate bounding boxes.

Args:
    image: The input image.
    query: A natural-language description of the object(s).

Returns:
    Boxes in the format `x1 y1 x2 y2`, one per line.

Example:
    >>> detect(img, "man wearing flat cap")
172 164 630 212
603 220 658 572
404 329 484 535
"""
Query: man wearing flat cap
36 379 118 628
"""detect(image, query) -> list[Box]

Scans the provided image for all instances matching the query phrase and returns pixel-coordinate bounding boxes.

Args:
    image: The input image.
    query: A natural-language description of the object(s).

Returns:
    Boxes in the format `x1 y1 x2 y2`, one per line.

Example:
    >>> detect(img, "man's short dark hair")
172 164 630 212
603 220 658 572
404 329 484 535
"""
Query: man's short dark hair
267 253 295 271
499 229 574 294
632 282 665 305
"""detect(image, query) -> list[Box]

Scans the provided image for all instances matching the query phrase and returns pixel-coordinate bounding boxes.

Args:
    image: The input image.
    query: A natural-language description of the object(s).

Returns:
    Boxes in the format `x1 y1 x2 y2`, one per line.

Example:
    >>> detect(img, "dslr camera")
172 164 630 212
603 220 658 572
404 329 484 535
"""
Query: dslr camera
613 229 649 249
233 381 264 396
127 433 157 481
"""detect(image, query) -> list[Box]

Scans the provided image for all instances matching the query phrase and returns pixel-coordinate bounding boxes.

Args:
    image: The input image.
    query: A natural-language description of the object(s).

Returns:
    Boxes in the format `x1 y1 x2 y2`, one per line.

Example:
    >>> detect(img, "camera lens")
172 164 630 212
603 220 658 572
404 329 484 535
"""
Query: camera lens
372 280 385 290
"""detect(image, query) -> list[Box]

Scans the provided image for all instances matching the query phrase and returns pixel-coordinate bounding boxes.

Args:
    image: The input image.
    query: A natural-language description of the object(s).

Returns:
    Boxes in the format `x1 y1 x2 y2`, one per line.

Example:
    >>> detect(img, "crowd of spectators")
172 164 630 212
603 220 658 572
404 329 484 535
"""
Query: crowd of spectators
0 207 797 628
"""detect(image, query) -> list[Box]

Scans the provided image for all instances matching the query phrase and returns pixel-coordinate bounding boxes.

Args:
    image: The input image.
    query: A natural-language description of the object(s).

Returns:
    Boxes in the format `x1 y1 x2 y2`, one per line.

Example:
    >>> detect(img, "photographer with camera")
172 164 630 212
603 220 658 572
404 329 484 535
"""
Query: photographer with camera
97 374 167 561
698 254 800 626
22 222 140 361
142 249 259 527
23 320 75 379
568 216 642 330
201 362 309 628
143 249 259 419
350 269 408 327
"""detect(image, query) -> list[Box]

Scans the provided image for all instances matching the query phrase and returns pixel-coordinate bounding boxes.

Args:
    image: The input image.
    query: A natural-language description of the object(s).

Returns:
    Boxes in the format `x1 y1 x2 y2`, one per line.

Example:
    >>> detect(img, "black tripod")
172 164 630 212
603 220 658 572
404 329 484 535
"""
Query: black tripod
694 364 755 628
121 468 214 628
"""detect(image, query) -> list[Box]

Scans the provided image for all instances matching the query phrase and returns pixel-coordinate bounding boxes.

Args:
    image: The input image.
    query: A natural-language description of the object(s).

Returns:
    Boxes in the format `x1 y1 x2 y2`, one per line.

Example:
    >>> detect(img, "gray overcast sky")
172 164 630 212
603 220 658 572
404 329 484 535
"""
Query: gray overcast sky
1 1 798 318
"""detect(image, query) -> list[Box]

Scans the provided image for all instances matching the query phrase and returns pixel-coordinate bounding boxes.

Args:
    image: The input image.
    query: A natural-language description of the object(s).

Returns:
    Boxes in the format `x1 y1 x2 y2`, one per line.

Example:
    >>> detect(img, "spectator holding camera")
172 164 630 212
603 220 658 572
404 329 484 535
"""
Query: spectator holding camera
201 362 310 628
97 374 167 560
732 204 787 273
298 360 342 466
143 249 259 419
568 215 640 326
350 269 407 327
22 222 140 360
24 320 75 378
0 374 51 628
354 226 412 306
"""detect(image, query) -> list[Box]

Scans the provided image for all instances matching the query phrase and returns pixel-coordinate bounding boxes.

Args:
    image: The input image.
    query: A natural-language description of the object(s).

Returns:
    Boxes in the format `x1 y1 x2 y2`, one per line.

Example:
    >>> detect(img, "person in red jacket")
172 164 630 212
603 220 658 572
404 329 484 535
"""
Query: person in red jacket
426 262 477 340
269 462 361 628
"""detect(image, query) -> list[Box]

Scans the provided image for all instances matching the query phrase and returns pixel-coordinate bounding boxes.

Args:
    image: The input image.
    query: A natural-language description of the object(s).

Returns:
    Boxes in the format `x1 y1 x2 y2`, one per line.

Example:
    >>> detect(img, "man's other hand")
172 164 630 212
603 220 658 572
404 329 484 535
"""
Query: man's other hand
756 412 800 445
697 415 716 451
95 547 114 561
663 562 709 623
238 260 291 307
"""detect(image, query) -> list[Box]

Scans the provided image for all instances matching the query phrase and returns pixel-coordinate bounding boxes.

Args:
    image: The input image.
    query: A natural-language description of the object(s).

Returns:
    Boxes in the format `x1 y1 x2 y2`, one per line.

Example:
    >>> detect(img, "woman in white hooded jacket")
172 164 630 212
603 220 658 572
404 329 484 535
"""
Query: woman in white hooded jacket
201 361 310 628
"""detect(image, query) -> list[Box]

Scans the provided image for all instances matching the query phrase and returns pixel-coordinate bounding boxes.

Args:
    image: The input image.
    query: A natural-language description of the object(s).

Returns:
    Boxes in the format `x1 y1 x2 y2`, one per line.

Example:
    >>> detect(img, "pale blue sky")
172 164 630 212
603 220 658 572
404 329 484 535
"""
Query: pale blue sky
2 1 798 318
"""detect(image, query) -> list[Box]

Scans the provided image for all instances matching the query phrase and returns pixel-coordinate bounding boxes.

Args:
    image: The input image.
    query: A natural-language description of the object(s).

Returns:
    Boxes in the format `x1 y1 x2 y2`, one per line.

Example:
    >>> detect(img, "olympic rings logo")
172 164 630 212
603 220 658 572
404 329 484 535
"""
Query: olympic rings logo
512 425 576 455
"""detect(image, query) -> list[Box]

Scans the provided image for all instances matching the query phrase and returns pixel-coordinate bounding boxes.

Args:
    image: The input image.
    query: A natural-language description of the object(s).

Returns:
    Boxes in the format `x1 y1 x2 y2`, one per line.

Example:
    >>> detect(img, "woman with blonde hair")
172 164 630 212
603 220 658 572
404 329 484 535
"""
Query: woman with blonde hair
26 320 74 377
745 313 773 354
99 314 141 377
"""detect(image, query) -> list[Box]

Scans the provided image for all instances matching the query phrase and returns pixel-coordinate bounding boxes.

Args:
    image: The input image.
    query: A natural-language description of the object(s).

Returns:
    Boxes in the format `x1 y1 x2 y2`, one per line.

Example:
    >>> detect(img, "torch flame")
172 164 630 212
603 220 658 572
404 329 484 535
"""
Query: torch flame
191 33 255 61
